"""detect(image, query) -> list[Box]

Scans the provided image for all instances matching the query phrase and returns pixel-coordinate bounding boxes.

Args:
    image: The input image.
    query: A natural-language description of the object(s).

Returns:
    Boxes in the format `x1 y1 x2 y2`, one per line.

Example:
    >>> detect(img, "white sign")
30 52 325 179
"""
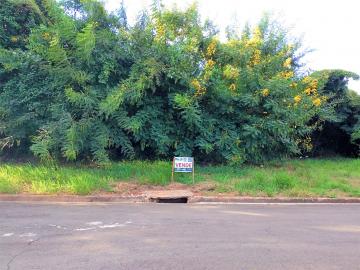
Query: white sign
174 157 193 172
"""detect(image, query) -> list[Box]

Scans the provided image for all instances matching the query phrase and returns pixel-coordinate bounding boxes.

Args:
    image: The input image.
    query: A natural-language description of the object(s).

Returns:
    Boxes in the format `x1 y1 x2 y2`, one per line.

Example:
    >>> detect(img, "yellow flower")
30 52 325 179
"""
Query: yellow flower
223 65 239 79
191 79 201 90
290 82 297 89
280 71 294 79
253 27 261 38
294 95 302 103
301 77 318 95
10 36 18 42
206 39 217 57
205 59 215 69
283 58 292 68
245 27 262 47
304 88 312 95
248 50 261 66
155 22 165 42
302 76 312 84
309 79 318 89
191 79 206 96
262 88 270 97
313 98 321 107
42 32 51 40
229 83 236 91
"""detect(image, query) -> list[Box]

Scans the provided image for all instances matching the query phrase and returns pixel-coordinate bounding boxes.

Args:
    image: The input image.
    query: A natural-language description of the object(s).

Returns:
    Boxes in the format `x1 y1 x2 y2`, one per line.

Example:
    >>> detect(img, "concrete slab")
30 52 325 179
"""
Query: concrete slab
143 190 193 200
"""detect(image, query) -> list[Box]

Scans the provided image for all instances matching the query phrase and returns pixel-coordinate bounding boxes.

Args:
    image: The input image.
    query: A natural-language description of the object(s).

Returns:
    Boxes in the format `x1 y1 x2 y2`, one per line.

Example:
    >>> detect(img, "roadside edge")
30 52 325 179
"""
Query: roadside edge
1 194 360 203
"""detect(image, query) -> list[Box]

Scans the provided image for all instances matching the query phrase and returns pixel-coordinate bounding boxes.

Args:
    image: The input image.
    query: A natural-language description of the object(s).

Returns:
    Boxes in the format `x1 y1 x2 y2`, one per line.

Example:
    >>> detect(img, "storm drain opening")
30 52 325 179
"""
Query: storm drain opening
145 190 193 203
151 197 189 203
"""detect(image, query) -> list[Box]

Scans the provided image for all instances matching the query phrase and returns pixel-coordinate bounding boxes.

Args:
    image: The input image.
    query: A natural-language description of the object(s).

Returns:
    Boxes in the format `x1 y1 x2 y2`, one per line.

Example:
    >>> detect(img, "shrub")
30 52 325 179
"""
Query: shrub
0 0 335 164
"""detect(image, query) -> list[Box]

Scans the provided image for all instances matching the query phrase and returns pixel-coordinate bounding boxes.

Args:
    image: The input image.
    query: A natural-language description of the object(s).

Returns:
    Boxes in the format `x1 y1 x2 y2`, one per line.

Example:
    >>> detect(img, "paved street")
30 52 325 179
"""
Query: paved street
1 202 360 270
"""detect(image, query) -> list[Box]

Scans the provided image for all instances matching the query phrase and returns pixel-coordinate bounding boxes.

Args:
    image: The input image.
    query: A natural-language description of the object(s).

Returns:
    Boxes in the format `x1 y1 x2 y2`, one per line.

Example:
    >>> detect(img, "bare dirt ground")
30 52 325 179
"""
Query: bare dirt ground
110 181 235 197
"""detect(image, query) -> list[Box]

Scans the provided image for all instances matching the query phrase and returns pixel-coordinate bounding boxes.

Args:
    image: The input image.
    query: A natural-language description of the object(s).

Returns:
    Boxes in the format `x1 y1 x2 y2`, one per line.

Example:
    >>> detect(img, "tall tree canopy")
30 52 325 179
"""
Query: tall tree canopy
0 0 55 49
310 70 360 156
0 0 356 164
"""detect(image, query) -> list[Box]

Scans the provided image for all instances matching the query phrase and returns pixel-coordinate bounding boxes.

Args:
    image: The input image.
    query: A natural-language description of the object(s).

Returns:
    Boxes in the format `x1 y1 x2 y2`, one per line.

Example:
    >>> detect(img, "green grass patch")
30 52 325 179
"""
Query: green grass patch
0 158 359 197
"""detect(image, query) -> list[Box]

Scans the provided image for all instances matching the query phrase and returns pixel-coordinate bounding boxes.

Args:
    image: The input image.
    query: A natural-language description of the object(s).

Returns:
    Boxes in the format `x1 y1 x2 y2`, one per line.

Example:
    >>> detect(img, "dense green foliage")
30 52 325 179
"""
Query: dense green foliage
0 0 358 164
310 70 360 156
0 0 50 49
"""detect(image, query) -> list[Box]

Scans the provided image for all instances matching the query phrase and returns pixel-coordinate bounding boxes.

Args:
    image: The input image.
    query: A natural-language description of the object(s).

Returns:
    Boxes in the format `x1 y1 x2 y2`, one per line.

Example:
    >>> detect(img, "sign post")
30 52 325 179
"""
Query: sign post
172 157 195 184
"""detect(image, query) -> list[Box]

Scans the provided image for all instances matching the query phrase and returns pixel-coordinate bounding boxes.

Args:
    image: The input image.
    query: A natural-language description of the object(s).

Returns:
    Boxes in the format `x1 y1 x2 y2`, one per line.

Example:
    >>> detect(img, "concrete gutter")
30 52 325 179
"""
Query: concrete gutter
0 194 146 203
189 196 360 204
1 194 360 203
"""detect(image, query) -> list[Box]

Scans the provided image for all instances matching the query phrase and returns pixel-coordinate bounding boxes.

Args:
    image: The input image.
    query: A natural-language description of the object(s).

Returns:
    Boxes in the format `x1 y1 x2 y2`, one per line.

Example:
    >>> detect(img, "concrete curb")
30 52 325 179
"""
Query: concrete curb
1 194 360 203
0 194 146 203
189 196 360 204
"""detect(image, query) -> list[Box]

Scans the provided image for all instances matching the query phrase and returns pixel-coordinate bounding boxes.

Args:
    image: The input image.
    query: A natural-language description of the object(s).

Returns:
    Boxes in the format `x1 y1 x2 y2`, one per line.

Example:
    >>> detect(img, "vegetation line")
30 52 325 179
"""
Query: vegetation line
0 159 359 197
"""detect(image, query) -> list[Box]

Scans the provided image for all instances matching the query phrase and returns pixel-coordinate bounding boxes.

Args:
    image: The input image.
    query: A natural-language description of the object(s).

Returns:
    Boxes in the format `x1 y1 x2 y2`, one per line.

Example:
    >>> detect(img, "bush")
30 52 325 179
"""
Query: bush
310 70 360 156
0 0 337 164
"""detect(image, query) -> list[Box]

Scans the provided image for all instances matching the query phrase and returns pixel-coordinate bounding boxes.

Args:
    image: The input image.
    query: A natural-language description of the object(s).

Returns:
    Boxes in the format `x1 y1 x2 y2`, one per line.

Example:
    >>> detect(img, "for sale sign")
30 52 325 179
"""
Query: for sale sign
174 157 193 172
171 157 195 183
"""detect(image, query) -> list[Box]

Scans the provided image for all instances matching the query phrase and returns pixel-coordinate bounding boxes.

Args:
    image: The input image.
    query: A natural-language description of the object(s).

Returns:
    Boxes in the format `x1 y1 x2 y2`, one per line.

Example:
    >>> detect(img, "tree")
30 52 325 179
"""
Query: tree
0 0 50 49
0 0 339 164
310 70 360 156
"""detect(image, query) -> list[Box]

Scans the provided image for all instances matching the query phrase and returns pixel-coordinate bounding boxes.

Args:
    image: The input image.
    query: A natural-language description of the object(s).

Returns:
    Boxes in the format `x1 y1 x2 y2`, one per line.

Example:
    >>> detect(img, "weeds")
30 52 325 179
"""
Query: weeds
0 158 359 197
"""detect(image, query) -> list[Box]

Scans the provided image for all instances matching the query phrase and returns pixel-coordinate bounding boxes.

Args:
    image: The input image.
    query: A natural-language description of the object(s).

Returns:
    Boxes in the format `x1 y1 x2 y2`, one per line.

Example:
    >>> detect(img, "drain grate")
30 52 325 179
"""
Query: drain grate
151 197 188 203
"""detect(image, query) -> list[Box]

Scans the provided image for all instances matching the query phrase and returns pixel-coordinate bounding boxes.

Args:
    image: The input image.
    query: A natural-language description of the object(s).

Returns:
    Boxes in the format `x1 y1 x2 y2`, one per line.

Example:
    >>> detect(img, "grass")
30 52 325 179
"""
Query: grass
0 158 360 197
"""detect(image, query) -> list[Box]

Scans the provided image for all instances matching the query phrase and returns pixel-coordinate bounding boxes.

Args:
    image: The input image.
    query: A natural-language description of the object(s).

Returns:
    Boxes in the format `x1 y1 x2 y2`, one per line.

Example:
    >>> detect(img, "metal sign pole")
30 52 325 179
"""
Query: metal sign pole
171 157 175 182
192 159 195 184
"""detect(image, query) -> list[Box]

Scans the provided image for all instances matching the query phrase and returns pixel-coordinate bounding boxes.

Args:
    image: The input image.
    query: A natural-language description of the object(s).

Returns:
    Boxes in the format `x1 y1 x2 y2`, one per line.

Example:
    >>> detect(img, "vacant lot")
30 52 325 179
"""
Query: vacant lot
0 158 359 197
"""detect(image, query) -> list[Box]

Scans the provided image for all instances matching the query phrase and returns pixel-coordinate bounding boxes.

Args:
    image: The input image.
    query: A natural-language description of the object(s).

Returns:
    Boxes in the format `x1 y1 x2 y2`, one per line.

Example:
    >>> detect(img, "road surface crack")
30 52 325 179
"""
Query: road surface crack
6 237 42 270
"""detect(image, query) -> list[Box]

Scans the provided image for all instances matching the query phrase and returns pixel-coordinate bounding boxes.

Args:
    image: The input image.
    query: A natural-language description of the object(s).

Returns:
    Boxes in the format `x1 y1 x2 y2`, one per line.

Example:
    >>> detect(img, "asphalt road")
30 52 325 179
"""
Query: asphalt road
1 202 360 270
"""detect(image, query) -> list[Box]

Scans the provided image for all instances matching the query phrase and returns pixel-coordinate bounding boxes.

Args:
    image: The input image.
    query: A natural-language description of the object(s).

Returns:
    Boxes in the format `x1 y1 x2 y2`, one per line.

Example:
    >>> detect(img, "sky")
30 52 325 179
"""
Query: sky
104 0 360 92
